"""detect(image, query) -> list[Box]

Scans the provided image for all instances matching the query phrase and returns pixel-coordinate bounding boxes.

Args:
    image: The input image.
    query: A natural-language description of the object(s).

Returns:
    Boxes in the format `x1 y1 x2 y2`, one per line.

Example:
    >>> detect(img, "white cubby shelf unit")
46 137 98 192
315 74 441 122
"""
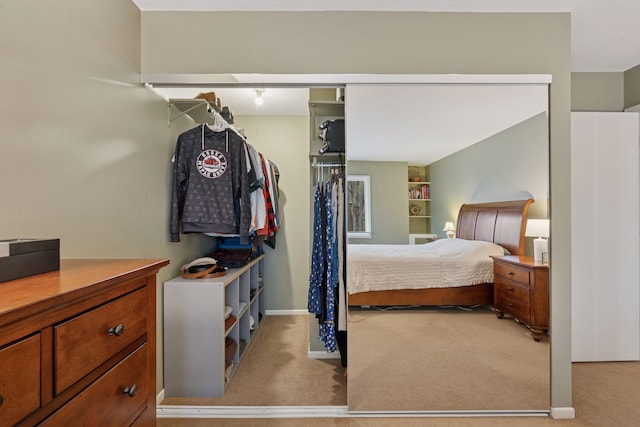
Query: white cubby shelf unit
163 254 265 398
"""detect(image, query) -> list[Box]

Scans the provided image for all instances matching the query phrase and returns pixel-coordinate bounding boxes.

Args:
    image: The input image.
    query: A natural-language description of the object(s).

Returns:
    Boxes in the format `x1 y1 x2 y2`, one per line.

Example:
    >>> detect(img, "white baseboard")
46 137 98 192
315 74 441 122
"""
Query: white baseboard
157 405 348 418
157 405 549 419
156 389 165 405
265 309 308 315
308 350 340 359
550 407 576 419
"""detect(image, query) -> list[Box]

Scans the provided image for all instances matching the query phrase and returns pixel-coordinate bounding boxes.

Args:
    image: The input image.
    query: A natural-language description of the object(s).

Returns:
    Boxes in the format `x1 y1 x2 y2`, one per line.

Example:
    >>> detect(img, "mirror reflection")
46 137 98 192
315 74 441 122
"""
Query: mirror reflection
347 175 371 238
345 84 550 411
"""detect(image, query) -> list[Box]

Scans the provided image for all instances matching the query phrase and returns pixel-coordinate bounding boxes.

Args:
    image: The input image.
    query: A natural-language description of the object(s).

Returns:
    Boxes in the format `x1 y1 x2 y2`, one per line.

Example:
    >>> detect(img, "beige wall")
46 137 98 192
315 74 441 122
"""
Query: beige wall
624 64 640 109
140 11 572 410
571 72 624 111
347 161 408 244
0 7 573 409
232 114 310 311
0 0 213 398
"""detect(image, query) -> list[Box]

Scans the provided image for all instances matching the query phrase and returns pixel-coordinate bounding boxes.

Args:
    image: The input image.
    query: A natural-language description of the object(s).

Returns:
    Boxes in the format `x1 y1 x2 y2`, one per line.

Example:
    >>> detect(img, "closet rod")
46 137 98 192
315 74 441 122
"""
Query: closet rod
311 157 344 168
312 162 344 168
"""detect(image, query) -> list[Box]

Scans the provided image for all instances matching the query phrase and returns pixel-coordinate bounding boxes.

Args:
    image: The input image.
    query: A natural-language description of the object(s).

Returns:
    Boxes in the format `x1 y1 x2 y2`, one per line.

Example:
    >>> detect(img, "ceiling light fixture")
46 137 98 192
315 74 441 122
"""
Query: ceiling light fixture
255 89 265 106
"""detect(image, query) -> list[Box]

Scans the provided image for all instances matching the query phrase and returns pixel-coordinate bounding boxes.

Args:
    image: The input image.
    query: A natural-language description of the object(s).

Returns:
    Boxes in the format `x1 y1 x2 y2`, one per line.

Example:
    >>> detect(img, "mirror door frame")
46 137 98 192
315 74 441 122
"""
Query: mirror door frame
144 73 567 419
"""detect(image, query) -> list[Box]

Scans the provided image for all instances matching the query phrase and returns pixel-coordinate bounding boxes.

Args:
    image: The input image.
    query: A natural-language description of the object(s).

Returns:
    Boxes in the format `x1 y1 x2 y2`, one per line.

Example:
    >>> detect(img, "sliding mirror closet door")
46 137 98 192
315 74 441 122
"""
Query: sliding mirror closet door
345 84 550 412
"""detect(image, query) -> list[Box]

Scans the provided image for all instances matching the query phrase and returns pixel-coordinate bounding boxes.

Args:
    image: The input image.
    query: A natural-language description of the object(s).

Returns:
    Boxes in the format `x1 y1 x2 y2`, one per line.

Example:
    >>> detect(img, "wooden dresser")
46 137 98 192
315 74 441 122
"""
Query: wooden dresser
0 259 168 426
491 255 549 341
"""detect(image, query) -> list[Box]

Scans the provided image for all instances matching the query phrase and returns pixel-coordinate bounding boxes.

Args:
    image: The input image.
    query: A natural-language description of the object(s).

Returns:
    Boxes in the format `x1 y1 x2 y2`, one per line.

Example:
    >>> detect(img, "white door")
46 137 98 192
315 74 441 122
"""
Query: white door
571 112 640 362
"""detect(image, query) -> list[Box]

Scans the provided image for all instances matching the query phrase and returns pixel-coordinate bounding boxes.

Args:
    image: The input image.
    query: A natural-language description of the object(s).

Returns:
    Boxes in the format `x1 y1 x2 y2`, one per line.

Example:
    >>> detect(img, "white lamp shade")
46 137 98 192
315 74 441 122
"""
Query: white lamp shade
525 219 550 263
525 219 549 238
443 221 456 239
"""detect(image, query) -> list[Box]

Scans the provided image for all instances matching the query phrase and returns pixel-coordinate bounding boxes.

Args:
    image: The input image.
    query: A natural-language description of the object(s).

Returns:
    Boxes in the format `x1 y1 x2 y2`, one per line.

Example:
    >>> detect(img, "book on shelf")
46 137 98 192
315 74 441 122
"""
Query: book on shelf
409 184 430 200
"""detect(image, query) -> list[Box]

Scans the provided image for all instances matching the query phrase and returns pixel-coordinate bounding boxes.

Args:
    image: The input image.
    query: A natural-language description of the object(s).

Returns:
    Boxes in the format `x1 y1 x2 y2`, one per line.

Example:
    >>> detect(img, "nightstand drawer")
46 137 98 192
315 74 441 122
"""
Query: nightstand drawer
494 262 530 285
495 292 530 321
495 277 530 303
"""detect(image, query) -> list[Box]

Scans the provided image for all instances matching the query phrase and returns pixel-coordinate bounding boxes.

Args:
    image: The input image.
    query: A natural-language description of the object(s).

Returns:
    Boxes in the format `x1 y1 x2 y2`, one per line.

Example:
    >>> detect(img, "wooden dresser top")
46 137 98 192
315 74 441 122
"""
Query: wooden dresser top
0 259 169 326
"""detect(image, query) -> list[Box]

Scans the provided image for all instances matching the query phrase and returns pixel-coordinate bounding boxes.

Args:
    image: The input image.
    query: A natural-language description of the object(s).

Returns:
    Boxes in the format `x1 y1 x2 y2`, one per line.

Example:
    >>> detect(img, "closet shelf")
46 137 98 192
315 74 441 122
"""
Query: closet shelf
309 100 344 117
309 98 345 158
168 98 217 126
168 98 248 143
239 301 249 317
225 322 236 337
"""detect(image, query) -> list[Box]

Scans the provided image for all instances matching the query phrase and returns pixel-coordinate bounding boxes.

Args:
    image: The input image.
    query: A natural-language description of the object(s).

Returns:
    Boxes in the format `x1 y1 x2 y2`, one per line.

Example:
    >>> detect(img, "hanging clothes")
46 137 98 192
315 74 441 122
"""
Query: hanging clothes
335 176 348 368
170 123 282 245
170 125 251 243
308 181 326 319
319 180 337 352
308 166 346 355
256 153 279 238
336 177 347 332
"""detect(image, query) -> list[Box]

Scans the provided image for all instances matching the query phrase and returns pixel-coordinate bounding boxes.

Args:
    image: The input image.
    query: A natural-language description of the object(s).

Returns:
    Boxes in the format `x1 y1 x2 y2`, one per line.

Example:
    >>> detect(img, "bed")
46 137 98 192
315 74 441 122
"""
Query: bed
347 199 533 307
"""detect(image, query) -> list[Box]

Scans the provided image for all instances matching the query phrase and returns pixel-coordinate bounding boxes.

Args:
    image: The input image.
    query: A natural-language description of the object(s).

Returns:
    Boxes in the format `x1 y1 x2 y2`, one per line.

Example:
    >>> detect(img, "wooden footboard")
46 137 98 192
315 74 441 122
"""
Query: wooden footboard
347 283 494 307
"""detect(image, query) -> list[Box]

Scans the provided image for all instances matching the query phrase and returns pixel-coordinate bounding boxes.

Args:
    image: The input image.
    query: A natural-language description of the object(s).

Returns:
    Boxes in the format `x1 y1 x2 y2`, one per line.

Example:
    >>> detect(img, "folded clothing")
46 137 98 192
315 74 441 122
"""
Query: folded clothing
224 305 233 319
225 337 238 367
224 315 237 331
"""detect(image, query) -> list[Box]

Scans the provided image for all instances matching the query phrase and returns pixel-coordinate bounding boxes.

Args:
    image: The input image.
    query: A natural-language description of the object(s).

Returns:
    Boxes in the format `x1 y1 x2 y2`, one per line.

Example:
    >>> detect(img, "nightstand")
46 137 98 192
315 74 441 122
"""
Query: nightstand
490 255 549 341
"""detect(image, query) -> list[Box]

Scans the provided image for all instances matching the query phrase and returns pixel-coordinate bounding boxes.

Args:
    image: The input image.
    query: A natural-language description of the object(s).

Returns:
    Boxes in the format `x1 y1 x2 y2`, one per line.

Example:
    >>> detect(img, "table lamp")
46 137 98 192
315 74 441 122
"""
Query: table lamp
525 219 549 263
443 221 456 239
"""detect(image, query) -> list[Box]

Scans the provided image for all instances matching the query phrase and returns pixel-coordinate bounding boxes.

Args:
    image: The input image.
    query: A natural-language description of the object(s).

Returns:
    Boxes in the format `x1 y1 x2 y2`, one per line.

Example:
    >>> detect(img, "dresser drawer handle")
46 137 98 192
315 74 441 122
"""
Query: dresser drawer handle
506 271 514 276
123 384 138 397
508 303 514 307
507 287 514 291
108 323 125 337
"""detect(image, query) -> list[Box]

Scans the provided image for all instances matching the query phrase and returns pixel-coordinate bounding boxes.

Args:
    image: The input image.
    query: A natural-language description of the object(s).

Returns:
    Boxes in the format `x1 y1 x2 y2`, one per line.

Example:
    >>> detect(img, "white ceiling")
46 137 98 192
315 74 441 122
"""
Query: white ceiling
131 0 640 73
346 85 548 163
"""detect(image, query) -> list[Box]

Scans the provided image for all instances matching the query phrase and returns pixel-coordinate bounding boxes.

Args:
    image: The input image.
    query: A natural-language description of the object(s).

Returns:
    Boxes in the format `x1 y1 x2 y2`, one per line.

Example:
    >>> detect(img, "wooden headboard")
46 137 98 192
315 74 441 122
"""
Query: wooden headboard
456 199 534 256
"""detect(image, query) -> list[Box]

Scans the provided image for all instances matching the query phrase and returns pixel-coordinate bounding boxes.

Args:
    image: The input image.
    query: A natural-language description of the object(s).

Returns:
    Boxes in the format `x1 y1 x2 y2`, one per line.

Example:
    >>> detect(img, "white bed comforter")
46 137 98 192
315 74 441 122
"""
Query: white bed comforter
347 239 505 294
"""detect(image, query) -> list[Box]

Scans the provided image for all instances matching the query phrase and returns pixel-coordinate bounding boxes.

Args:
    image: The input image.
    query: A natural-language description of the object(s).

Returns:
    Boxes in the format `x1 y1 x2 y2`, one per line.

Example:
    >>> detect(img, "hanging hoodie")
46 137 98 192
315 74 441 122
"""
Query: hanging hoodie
170 125 251 244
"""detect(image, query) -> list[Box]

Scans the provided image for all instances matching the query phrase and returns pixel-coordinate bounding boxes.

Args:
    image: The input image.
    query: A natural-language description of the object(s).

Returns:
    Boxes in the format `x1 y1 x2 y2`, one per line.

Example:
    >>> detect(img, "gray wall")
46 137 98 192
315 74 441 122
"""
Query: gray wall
0 4 575 408
430 113 549 256
571 72 624 111
624 64 640 109
0 0 213 398
233 114 310 311
139 10 572 410
347 161 408 244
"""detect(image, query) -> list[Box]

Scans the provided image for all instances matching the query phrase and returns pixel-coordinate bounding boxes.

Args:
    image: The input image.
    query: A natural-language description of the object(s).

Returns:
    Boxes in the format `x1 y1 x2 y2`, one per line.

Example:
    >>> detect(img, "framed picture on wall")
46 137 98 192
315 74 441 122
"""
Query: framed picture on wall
347 175 371 238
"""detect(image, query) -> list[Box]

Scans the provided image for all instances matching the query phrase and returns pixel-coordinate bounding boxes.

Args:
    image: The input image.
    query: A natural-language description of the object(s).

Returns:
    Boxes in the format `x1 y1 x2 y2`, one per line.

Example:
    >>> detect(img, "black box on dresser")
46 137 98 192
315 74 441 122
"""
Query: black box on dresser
0 238 60 283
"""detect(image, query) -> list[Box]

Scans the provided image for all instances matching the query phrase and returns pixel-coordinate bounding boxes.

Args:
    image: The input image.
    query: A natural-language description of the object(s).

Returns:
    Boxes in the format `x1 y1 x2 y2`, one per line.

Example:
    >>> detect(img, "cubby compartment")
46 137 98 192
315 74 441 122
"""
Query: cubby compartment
163 255 265 398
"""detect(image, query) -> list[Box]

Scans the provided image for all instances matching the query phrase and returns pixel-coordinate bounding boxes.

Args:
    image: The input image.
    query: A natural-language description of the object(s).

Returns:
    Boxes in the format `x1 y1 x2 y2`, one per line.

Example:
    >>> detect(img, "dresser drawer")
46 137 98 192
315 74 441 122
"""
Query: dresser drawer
41 343 148 427
494 277 530 303
495 292 530 322
494 262 530 285
54 286 148 394
0 334 41 426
